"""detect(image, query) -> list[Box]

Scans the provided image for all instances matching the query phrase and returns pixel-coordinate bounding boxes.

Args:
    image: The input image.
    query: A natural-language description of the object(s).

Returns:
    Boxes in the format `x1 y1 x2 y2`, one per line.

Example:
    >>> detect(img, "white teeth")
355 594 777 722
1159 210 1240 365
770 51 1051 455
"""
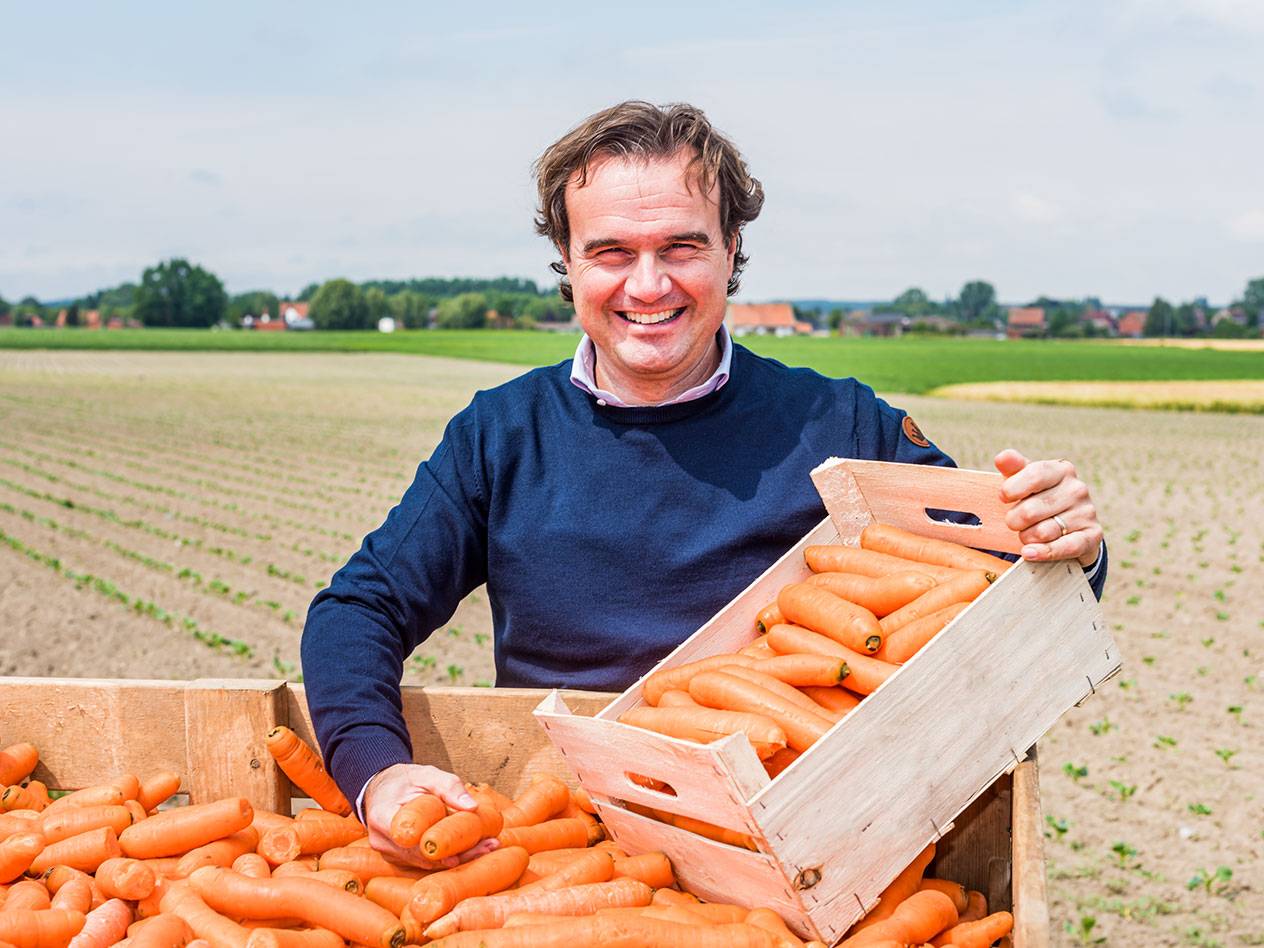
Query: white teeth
621 308 681 324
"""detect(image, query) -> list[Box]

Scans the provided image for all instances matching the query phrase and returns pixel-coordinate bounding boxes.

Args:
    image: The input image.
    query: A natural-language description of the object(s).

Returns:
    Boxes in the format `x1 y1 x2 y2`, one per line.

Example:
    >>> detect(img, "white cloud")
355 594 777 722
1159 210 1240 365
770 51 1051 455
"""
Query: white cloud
1228 210 1264 241
1011 192 1065 225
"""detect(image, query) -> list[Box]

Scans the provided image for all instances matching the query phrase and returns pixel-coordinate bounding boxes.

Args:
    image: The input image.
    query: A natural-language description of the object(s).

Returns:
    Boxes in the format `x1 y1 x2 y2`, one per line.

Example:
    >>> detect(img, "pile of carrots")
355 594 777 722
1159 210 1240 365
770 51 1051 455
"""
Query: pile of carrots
1 721 1013 947
619 523 1012 793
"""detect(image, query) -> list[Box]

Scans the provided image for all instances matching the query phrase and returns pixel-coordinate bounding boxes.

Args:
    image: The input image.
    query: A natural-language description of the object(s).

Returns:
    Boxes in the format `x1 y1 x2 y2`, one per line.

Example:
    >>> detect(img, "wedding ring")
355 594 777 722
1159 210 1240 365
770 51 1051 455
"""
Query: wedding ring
1052 513 1069 538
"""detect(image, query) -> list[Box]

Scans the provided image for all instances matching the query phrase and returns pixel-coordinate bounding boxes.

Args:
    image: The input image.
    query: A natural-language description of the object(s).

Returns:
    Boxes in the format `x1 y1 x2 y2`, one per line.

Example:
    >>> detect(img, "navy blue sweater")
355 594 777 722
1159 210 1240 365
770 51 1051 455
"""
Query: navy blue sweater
301 345 1108 804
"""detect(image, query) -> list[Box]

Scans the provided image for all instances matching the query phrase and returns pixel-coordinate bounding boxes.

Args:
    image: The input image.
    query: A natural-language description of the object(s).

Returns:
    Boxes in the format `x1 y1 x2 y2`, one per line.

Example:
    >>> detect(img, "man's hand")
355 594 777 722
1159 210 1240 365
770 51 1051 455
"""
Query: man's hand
362 763 499 869
994 449 1103 568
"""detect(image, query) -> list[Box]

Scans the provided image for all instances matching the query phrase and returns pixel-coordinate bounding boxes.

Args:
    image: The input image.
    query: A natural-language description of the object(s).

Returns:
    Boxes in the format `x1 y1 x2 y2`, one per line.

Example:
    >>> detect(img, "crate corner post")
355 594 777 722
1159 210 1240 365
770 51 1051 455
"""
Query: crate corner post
184 678 290 811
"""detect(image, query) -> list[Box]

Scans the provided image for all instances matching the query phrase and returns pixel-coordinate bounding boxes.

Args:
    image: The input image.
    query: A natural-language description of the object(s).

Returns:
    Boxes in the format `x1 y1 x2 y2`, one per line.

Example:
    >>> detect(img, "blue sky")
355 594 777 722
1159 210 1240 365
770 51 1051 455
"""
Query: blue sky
3 0 1262 305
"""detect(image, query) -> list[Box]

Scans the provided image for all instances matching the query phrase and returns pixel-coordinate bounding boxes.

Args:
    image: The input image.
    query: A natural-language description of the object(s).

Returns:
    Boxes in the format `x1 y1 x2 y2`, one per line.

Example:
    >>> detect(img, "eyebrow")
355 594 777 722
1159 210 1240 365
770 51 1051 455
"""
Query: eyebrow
580 231 713 255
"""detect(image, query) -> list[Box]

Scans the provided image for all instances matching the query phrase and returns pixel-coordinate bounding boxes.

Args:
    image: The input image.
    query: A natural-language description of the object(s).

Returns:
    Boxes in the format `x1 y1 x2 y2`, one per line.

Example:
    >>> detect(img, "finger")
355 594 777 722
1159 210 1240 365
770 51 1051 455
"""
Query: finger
456 838 500 864
1000 459 1073 506
1004 473 1085 531
1020 529 1099 563
414 771 477 811
993 449 1029 479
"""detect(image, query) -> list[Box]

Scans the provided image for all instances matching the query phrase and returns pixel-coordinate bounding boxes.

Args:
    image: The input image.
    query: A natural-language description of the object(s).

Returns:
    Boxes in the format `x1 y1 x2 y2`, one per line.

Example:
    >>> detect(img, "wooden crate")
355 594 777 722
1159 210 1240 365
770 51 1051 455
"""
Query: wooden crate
1 675 1050 944
535 458 1119 944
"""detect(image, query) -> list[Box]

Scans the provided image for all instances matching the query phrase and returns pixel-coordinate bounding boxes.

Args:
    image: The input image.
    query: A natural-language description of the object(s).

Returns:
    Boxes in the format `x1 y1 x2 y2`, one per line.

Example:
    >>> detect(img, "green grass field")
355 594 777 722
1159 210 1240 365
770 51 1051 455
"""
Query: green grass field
2 327 1261 394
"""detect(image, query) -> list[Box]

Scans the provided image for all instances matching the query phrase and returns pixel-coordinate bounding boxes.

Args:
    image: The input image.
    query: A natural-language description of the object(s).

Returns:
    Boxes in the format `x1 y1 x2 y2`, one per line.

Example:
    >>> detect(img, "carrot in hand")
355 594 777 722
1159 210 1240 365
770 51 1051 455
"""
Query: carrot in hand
421 801 503 860
263 728 351 817
388 793 446 848
778 583 883 654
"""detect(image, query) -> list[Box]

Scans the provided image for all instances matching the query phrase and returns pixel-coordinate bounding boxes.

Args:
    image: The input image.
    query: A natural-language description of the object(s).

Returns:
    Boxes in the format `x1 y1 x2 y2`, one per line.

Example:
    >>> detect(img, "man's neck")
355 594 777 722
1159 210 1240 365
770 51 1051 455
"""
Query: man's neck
593 338 723 407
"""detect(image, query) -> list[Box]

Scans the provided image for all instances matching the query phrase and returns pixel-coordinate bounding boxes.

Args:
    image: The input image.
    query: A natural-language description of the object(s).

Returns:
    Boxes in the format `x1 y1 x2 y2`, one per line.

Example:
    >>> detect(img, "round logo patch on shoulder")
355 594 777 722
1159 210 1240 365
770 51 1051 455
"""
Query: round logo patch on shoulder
902 415 931 448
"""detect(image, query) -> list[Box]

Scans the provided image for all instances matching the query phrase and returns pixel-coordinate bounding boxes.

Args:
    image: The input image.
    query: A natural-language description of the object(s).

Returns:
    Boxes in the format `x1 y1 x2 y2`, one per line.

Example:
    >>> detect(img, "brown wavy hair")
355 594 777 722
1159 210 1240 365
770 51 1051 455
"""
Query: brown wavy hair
533 100 765 301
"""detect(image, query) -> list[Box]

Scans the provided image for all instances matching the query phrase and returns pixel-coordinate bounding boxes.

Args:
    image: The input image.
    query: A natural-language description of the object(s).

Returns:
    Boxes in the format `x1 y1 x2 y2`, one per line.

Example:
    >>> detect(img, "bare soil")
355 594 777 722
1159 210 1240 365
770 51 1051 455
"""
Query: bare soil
2 350 1259 945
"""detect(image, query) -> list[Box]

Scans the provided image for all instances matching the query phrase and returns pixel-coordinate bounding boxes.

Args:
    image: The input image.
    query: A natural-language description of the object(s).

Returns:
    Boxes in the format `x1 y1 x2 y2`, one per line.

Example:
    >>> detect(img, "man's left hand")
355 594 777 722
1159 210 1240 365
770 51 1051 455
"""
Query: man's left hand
994 449 1103 568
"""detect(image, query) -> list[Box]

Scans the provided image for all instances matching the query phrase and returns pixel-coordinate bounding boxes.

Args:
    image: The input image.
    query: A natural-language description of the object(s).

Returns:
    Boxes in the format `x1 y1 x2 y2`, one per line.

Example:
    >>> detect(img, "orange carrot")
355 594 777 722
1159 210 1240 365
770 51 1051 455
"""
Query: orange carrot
638 806 758 852
133 875 172 922
408 846 530 925
188 868 404 948
655 689 700 708
423 878 653 939
124 801 149 824
136 858 183 880
247 812 291 838
126 913 193 948
805 570 938 617
611 853 673 889
421 802 503 861
1 811 40 838
514 849 613 893
919 879 968 914
305 869 362 894
745 907 806 947
30 827 122 875
804 545 963 583
387 793 446 849
500 777 570 830
68 898 132 948
0 745 39 788
496 819 589 856
840 889 957 947
0 909 86 948
174 828 261 878
520 848 590 884
717 664 840 718
0 833 44 883
243 929 344 948
755 602 785 635
263 729 351 818
688 670 833 752
880 570 992 635
2 783 50 814
363 877 421 916
119 798 252 860
470 783 515 813
159 882 248 948
136 775 181 814
617 706 787 760
312 847 425 881
778 583 883 654
751 653 850 688
850 843 936 932
641 655 755 707
107 776 140 803
958 890 987 923
230 854 270 880
738 639 778 661
258 816 363 866
49 878 92 915
424 916 779 947
763 747 800 779
5 881 51 912
860 523 1011 574
568 787 595 817
95 858 156 900
39 806 132 846
765 624 897 695
651 888 700 907
931 911 1013 948
798 686 862 715
40 787 126 819
876 603 968 664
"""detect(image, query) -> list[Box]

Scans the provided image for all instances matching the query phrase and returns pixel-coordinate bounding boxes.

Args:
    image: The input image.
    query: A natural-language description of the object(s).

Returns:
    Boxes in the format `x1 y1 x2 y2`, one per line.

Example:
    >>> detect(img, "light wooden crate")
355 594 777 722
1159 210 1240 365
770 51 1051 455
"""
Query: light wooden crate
535 458 1120 944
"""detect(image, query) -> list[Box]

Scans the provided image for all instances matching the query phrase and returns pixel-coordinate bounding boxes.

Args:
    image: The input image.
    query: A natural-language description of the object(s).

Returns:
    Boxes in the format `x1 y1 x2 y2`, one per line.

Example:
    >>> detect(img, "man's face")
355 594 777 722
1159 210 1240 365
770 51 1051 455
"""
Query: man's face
563 150 736 394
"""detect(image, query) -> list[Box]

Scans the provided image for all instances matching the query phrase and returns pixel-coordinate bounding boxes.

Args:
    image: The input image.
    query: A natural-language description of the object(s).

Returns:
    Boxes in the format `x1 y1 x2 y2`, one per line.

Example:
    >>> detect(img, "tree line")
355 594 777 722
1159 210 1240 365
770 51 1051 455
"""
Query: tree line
0 260 574 331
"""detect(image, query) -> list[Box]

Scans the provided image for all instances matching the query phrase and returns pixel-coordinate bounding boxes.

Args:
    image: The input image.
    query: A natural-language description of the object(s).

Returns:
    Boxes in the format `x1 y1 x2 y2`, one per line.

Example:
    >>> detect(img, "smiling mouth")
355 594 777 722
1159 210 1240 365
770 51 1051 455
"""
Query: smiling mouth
617 307 686 326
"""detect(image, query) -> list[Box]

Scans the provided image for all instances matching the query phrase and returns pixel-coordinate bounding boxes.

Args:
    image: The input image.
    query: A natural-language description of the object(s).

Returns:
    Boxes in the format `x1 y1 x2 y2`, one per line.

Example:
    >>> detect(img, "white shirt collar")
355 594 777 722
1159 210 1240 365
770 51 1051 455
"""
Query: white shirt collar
569 325 733 408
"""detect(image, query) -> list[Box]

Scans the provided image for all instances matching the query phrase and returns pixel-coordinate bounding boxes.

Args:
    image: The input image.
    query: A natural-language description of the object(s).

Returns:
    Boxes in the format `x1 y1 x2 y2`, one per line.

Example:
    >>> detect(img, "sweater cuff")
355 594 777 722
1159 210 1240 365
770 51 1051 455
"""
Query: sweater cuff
332 731 414 824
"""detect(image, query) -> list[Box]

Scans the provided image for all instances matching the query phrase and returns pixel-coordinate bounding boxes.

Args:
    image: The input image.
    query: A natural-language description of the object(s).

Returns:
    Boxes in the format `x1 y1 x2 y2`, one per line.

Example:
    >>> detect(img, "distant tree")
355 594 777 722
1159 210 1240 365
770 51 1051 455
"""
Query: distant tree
1046 300 1087 337
1243 277 1264 328
389 290 433 329
134 259 227 328
0 293 9 316
827 307 845 330
297 282 322 302
309 279 371 330
957 281 996 321
364 287 391 326
891 287 935 317
1144 297 1175 337
1174 302 1199 337
435 292 489 329
1211 317 1249 338
521 295 573 323
65 304 80 327
227 291 280 326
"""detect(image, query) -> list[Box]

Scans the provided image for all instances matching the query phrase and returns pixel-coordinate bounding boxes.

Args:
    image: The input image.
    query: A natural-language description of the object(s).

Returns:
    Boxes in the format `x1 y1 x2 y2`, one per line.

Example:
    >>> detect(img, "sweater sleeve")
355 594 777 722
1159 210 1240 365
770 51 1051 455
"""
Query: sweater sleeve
300 406 490 806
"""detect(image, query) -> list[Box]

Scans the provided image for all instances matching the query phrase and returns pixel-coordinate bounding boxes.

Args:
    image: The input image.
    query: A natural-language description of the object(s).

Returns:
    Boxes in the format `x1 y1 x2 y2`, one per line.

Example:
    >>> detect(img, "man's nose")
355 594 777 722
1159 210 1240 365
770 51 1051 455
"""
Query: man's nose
624 252 672 304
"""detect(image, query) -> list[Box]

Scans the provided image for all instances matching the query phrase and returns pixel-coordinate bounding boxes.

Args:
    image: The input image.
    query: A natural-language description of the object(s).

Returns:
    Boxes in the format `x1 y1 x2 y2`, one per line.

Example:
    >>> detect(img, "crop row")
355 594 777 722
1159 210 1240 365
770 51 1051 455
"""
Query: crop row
0 525 254 657
0 499 307 624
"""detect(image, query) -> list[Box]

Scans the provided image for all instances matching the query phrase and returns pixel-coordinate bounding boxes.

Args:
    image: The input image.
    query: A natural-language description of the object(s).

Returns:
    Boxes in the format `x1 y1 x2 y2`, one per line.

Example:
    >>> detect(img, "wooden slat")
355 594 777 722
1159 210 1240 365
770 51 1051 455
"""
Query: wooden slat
1011 755 1051 948
184 679 289 810
285 684 611 797
0 677 189 790
933 773 1012 907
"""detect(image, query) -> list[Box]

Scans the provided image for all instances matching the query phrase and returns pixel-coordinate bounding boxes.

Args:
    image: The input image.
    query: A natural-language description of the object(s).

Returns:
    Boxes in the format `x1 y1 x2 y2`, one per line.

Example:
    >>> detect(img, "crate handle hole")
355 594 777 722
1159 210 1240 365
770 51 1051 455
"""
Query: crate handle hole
625 772 677 797
923 507 983 528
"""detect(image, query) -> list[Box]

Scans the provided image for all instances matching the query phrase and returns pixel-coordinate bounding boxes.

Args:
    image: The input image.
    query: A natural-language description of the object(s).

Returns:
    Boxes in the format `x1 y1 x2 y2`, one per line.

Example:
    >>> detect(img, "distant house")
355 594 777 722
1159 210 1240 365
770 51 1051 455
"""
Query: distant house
1083 309 1116 335
843 310 910 337
1006 307 1047 339
1116 310 1147 338
725 302 811 337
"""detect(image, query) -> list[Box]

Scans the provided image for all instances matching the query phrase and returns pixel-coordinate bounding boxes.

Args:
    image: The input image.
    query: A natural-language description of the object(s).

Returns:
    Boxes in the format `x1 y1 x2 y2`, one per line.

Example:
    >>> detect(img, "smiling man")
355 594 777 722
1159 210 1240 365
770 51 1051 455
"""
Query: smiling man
301 100 1107 867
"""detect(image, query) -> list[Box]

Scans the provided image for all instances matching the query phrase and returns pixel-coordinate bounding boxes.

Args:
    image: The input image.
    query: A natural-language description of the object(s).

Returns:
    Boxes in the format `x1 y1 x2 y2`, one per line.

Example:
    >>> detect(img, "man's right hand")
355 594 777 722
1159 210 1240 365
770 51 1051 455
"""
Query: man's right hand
362 763 499 869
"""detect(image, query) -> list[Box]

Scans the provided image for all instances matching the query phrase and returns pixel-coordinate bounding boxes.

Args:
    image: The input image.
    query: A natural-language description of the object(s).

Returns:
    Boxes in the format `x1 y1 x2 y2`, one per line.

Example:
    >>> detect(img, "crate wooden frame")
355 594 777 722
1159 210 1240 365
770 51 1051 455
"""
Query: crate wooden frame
535 458 1119 944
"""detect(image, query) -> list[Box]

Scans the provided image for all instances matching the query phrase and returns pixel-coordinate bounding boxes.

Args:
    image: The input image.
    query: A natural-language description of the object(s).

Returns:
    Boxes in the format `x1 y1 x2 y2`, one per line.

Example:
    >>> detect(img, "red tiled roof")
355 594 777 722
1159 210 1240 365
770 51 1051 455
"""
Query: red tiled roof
1117 311 1147 336
1007 307 1046 328
726 303 796 328
280 302 309 319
